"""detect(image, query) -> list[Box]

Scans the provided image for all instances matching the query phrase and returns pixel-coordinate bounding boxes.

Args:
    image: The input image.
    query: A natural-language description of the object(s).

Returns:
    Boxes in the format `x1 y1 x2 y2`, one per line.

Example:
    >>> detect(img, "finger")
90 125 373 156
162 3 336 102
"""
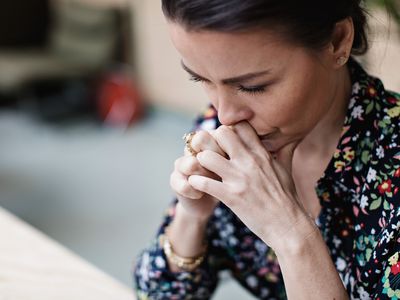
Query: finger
209 125 248 159
188 174 229 204
170 170 205 199
176 155 202 176
184 145 195 156
275 140 300 173
176 155 221 180
191 130 228 158
196 150 233 180
231 121 271 159
271 142 300 198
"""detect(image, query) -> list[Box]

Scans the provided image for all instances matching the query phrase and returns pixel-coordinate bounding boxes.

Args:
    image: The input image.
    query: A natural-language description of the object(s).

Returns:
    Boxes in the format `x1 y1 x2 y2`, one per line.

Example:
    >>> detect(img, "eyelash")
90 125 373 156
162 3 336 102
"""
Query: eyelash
238 85 266 94
189 76 203 83
189 76 267 94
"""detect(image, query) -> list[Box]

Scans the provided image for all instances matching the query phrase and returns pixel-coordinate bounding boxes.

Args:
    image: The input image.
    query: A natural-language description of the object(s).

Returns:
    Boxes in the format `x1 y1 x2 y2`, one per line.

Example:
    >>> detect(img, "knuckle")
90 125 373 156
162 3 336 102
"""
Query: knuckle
191 130 207 151
174 156 191 172
169 171 180 190
196 178 208 191
183 145 192 156
200 149 213 159
181 157 199 175
215 125 228 136
233 174 251 198
233 182 247 198
192 130 207 144
174 157 182 169
176 178 191 195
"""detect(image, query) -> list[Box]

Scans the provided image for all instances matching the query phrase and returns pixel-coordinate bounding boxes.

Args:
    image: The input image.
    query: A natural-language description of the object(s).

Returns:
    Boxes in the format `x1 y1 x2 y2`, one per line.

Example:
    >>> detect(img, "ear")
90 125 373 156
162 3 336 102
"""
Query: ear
327 17 355 69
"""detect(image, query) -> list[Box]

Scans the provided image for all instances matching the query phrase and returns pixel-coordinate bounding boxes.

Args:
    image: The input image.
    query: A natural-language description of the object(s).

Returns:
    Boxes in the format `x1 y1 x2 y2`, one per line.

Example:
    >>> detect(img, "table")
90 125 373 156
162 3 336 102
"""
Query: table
0 207 136 300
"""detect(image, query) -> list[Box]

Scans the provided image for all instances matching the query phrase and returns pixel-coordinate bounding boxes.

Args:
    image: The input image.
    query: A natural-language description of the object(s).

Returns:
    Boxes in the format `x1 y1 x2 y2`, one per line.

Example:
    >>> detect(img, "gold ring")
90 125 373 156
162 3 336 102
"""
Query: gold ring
182 131 197 156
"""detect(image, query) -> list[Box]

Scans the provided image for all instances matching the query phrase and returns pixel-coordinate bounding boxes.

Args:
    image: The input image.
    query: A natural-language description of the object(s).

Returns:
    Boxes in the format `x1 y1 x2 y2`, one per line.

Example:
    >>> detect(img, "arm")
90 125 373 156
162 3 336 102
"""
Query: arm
134 105 223 299
372 213 400 299
165 203 209 273
274 216 348 300
187 121 349 299
133 200 220 300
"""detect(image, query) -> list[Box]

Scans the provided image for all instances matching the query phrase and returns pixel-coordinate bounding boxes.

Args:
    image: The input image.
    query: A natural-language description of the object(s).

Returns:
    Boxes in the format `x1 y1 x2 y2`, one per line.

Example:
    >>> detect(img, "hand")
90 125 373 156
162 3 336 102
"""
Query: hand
187 122 312 251
170 130 227 222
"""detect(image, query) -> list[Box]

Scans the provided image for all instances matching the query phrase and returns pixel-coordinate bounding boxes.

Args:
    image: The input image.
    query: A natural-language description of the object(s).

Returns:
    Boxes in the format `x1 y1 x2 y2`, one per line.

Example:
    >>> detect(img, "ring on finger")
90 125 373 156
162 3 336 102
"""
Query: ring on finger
182 131 198 156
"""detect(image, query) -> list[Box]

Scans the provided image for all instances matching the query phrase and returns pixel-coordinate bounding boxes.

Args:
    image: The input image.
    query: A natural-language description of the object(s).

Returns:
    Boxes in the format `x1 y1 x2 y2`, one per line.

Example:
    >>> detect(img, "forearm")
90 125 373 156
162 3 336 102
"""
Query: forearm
166 202 209 272
134 201 218 299
274 217 348 300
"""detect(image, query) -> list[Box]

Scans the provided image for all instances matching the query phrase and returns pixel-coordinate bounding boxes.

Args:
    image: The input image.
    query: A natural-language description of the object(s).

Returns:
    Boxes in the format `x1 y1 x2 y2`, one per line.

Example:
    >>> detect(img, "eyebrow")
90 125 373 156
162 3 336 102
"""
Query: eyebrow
181 61 271 85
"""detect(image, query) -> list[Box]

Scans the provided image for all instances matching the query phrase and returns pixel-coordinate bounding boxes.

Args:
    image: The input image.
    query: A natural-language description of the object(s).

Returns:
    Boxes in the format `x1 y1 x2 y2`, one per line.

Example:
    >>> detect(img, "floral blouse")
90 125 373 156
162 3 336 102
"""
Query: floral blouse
134 58 400 299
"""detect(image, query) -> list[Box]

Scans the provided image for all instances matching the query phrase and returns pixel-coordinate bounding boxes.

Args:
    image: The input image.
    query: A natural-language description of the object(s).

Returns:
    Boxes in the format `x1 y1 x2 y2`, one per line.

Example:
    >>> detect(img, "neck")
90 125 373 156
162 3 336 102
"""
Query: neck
297 65 352 158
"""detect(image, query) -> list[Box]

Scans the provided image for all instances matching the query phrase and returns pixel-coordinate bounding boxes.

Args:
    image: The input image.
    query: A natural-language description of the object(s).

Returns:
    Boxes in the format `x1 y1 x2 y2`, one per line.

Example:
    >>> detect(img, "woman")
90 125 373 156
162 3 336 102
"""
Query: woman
134 1 400 299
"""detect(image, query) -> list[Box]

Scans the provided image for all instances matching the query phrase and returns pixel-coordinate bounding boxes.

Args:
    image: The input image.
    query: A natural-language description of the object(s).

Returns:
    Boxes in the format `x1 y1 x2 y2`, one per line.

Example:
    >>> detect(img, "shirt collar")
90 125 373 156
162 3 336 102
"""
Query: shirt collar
316 57 384 193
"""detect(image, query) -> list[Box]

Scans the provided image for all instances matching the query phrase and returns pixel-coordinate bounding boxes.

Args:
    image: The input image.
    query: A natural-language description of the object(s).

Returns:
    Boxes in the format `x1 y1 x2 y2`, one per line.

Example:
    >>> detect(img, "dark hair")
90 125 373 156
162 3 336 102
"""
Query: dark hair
162 0 369 55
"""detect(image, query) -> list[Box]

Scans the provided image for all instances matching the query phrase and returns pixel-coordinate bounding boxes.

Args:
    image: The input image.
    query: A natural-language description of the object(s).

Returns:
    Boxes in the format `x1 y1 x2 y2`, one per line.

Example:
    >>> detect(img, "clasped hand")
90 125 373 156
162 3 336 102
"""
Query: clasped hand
188 121 311 252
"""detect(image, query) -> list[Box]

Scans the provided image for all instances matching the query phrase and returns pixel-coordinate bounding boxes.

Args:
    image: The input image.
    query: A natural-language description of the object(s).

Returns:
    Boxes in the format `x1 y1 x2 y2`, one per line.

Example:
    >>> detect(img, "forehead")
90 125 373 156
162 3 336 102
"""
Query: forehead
168 22 296 76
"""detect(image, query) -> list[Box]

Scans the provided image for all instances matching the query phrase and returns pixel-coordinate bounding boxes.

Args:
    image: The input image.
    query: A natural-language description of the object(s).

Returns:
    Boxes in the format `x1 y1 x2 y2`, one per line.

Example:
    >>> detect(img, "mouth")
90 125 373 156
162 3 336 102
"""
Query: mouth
258 133 274 140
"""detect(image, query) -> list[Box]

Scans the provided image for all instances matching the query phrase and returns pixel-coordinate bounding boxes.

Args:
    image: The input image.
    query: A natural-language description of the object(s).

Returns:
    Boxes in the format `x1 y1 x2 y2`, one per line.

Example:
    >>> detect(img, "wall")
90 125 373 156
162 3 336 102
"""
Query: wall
130 0 206 115
364 10 400 91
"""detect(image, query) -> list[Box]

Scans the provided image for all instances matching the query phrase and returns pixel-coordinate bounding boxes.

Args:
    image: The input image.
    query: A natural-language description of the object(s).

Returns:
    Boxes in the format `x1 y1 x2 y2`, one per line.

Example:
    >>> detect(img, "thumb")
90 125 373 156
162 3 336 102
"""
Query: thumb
275 140 300 173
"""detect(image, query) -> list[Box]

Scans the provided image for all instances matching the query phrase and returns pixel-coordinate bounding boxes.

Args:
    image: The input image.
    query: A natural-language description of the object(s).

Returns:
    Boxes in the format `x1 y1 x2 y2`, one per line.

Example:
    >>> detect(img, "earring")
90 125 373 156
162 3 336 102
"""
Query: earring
336 55 348 66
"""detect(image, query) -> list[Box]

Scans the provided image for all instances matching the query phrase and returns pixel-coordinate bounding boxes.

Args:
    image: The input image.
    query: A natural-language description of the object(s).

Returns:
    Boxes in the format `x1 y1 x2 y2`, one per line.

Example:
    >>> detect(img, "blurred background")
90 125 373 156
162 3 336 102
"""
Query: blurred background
0 1 399 299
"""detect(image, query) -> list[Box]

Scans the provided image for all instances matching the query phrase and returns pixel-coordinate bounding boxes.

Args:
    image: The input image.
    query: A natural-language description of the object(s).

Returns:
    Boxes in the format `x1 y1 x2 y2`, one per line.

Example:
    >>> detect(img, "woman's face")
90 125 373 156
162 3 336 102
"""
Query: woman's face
168 23 343 152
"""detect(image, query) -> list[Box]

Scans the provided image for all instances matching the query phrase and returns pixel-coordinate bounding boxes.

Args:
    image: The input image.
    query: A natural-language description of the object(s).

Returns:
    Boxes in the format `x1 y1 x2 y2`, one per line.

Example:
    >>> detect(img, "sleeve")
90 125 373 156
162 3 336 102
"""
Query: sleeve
372 125 400 299
134 199 231 300
133 105 225 300
373 213 400 299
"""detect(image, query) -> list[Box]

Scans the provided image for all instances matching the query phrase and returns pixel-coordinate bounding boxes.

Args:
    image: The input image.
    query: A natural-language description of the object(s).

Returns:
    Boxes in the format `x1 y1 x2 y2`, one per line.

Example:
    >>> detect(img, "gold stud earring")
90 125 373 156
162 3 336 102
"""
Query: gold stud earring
336 55 348 66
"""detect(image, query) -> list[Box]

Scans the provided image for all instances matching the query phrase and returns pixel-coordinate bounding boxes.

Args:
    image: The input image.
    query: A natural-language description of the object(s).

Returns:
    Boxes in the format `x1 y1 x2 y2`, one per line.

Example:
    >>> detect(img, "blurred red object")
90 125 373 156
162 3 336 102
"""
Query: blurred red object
97 70 144 126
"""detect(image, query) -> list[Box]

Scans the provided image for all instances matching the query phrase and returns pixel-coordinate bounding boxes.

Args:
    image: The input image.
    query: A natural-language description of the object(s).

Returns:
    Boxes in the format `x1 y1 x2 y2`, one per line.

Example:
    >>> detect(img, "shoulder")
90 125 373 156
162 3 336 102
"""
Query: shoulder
332 61 400 206
352 63 400 144
379 90 400 142
347 60 400 159
355 84 400 210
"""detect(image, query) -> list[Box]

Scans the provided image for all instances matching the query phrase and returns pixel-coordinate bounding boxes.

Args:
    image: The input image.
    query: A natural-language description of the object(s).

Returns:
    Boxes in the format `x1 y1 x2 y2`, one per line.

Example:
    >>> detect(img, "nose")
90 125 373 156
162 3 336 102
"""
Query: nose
205 85 253 126
217 100 253 126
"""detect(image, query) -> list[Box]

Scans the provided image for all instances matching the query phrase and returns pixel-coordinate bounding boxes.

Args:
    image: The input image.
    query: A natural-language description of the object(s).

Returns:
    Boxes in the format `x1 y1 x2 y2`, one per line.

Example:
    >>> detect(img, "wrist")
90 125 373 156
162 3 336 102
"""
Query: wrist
166 203 209 259
271 214 321 259
160 226 207 272
175 202 211 226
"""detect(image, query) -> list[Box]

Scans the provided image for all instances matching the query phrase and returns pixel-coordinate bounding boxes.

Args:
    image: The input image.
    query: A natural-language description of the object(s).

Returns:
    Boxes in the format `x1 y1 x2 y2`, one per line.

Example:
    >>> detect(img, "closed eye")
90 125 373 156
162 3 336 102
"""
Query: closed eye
189 75 267 94
189 75 207 83
237 85 267 94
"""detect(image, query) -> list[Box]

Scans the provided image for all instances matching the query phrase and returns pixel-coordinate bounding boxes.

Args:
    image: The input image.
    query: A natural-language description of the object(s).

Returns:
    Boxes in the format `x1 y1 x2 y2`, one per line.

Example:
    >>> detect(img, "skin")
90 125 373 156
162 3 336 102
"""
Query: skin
167 17 354 299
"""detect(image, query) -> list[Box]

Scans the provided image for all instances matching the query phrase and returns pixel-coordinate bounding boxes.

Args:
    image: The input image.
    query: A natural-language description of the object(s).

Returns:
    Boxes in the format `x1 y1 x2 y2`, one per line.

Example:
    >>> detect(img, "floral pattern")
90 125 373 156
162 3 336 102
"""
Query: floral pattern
134 58 400 299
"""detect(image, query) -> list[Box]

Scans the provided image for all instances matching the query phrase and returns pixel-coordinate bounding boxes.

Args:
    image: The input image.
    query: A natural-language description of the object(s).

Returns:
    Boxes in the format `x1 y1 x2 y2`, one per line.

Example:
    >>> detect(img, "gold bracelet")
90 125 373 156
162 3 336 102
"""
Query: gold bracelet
159 227 207 272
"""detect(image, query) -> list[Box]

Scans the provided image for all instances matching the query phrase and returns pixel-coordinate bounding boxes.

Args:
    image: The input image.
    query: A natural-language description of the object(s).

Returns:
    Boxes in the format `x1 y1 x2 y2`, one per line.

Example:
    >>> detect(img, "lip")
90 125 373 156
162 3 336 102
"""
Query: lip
258 131 277 141
258 134 272 140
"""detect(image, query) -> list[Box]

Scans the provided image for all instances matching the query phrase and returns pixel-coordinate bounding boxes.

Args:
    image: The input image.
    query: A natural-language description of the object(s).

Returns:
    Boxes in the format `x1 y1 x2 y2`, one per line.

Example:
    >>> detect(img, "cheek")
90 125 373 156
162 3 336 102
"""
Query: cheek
283 79 331 133
255 82 303 124
254 76 329 135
